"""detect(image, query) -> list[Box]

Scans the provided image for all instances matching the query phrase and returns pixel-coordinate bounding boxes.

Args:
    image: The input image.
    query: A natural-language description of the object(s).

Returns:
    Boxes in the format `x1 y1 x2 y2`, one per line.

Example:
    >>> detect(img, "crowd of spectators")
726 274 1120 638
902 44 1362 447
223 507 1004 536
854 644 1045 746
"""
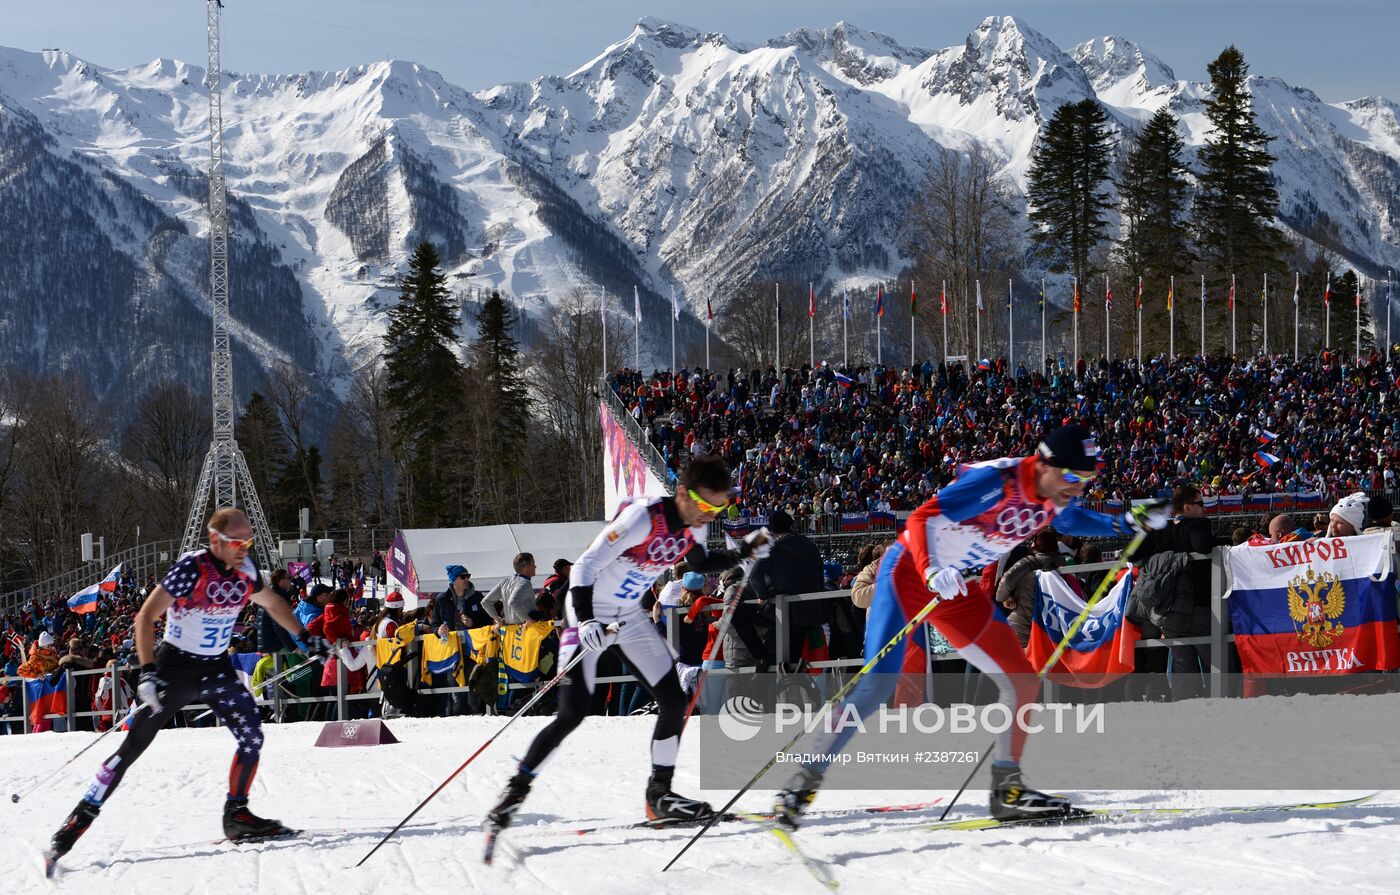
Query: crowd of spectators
608 349 1400 525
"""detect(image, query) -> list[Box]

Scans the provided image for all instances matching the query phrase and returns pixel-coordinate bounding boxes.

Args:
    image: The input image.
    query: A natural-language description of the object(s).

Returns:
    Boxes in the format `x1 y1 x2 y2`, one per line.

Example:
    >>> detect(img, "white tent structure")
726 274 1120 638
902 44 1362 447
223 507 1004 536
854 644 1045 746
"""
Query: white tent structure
386 521 604 603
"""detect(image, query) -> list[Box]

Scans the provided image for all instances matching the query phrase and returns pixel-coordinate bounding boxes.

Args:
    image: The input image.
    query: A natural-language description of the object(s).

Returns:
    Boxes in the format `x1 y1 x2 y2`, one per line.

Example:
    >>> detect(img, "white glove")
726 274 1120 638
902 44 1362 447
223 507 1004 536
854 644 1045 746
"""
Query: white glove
137 665 166 713
577 620 610 653
1127 502 1171 535
743 528 773 561
924 567 967 601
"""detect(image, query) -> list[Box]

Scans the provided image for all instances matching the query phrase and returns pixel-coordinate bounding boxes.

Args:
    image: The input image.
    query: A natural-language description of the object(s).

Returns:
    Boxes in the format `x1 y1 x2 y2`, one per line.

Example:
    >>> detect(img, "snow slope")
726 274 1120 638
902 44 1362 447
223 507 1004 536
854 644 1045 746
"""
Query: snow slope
2 712 1396 894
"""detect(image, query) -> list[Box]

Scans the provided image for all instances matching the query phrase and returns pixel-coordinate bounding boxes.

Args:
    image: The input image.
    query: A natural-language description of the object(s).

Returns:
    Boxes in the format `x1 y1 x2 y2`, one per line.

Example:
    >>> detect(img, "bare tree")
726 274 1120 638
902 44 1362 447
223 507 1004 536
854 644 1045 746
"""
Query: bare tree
344 360 399 527
717 281 810 371
264 359 321 518
121 382 211 538
902 144 1021 360
9 375 112 578
526 286 637 520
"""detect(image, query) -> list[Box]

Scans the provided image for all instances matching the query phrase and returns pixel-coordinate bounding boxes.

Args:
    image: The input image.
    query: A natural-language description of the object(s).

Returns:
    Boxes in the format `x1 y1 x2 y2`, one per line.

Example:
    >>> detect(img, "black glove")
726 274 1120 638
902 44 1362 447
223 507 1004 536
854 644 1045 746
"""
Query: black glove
138 664 167 712
300 634 333 661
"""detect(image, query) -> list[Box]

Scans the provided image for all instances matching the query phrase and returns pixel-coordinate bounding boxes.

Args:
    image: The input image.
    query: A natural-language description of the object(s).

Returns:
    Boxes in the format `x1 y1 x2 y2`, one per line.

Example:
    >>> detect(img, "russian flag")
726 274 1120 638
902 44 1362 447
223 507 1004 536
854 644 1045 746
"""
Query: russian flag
1027 569 1139 687
833 371 855 387
1255 450 1281 467
1227 533 1399 675
25 674 67 727
67 563 122 614
841 513 870 532
1259 429 1279 445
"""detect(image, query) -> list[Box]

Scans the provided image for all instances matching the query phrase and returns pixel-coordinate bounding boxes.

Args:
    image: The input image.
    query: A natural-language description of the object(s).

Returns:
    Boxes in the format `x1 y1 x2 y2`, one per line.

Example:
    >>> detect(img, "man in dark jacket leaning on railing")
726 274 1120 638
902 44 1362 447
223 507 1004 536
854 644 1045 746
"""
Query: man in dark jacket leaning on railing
751 510 826 670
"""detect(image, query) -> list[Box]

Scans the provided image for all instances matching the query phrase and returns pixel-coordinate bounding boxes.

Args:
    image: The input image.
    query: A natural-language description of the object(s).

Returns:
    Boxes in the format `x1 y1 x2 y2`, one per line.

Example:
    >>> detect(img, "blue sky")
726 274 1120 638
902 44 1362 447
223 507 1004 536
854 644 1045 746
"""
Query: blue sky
7 1 1397 101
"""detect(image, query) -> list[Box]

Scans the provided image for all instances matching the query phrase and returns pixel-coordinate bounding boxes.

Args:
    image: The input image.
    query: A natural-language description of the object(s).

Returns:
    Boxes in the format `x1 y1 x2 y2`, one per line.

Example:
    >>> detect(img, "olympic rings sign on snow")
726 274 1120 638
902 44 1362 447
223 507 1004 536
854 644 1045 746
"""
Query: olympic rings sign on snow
995 506 1049 540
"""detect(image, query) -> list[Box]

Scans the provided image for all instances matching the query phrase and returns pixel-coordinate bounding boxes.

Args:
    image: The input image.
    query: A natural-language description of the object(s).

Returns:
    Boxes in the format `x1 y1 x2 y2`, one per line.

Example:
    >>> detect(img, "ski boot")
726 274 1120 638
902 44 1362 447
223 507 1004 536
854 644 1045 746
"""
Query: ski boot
45 799 101 876
223 798 296 841
644 767 714 825
989 764 1080 821
483 770 533 863
772 767 823 830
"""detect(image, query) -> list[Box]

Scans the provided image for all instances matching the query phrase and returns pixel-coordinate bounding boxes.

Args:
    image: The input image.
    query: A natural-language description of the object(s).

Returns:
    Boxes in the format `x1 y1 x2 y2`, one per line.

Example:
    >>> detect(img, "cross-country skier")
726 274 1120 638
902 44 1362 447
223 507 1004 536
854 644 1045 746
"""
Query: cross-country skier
485 456 770 845
45 508 332 874
773 425 1169 826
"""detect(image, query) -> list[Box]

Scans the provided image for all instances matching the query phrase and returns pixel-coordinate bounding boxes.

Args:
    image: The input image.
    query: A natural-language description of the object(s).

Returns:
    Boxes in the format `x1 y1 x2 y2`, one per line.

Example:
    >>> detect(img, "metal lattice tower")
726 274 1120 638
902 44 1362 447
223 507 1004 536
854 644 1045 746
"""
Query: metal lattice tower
181 0 277 569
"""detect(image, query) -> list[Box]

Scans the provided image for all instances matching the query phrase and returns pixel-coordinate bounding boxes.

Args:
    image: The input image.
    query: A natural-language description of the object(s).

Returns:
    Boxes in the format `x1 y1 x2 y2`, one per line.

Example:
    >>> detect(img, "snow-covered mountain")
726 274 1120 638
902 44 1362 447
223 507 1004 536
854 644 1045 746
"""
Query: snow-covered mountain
1 15 1397 407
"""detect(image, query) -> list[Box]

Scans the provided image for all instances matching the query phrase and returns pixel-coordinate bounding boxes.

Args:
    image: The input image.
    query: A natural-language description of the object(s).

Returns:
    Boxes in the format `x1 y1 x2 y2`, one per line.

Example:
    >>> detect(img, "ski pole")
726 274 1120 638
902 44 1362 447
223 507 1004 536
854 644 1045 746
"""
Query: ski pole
10 701 144 804
934 526 1151 822
662 587 950 872
355 621 622 867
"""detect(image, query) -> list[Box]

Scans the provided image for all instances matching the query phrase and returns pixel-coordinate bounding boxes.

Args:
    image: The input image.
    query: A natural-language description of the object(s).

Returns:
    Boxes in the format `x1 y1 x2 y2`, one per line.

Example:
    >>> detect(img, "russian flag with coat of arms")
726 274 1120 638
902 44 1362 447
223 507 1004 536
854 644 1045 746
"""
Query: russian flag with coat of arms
1027 568 1139 687
1226 533 1399 675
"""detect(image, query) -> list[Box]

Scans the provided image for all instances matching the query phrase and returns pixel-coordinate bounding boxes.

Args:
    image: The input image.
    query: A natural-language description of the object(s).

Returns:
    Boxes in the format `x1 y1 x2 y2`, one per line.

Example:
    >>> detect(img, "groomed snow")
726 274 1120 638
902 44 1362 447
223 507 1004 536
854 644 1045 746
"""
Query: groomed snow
3 714 1396 894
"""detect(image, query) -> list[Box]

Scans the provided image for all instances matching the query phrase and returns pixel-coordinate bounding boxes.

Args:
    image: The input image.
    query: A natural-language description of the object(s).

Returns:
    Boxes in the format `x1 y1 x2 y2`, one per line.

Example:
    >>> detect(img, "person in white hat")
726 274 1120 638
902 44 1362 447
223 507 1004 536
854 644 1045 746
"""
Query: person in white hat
1327 492 1369 537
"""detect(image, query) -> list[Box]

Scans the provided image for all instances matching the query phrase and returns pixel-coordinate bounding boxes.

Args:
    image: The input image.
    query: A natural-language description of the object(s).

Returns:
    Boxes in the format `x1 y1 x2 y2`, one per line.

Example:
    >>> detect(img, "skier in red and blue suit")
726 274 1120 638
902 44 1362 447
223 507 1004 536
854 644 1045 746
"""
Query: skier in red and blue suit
775 425 1168 824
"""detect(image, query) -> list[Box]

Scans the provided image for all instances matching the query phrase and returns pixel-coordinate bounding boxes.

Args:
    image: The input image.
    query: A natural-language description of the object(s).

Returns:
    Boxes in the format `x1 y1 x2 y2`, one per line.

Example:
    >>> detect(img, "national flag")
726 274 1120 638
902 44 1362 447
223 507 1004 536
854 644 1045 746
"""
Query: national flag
1324 273 1331 306
976 358 991 371
1037 281 1044 312
833 371 855 387
671 286 679 321
25 674 67 728
876 284 884 318
1200 275 1206 305
1227 533 1399 675
1105 280 1113 310
940 283 949 316
1136 277 1142 310
1166 281 1173 312
910 283 917 317
843 291 850 319
1229 276 1235 310
706 296 713 322
776 285 782 323
1254 450 1281 467
1259 428 1279 445
976 281 984 314
634 285 642 322
1355 281 1361 308
840 513 870 533
1027 569 1139 687
352 568 366 605
229 652 262 693
1073 279 1080 315
808 283 816 319
67 563 122 615
1293 274 1300 306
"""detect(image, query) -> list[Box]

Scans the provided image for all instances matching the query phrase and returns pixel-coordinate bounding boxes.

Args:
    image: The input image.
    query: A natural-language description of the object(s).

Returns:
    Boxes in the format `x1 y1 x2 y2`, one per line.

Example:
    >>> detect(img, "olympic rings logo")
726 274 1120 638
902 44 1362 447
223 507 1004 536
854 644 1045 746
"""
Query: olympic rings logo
645 535 691 566
996 507 1048 540
203 578 249 606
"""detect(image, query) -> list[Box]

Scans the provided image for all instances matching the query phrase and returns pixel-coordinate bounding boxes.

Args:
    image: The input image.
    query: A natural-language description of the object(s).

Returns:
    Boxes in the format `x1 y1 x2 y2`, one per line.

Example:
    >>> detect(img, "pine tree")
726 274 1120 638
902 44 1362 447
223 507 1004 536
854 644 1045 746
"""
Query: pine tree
235 391 290 521
1116 108 1193 355
383 242 465 524
464 290 532 523
1196 46 1282 281
1027 99 1116 288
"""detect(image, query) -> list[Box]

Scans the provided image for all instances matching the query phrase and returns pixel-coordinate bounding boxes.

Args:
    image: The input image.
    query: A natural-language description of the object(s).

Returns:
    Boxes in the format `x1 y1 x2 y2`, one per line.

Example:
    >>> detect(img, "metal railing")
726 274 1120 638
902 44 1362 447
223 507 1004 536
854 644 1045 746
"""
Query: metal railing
599 378 678 489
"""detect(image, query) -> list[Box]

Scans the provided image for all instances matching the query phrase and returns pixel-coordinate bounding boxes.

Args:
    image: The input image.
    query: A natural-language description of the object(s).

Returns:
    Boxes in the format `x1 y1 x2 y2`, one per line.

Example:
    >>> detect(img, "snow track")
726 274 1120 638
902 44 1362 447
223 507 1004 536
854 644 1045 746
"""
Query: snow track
3 716 1396 894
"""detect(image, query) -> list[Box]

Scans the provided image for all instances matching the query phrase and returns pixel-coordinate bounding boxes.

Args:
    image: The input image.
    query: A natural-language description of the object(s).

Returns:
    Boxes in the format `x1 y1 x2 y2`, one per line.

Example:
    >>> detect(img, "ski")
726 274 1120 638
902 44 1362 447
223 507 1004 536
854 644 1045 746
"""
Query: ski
923 793 1378 832
550 798 943 838
741 813 840 891
482 821 505 865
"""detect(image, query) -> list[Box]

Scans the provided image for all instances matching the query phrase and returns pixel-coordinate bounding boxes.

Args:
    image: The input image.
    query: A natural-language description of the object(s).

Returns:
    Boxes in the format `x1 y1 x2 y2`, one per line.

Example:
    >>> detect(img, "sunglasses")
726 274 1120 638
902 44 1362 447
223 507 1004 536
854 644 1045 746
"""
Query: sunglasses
1059 469 1098 484
210 529 255 551
687 488 730 514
